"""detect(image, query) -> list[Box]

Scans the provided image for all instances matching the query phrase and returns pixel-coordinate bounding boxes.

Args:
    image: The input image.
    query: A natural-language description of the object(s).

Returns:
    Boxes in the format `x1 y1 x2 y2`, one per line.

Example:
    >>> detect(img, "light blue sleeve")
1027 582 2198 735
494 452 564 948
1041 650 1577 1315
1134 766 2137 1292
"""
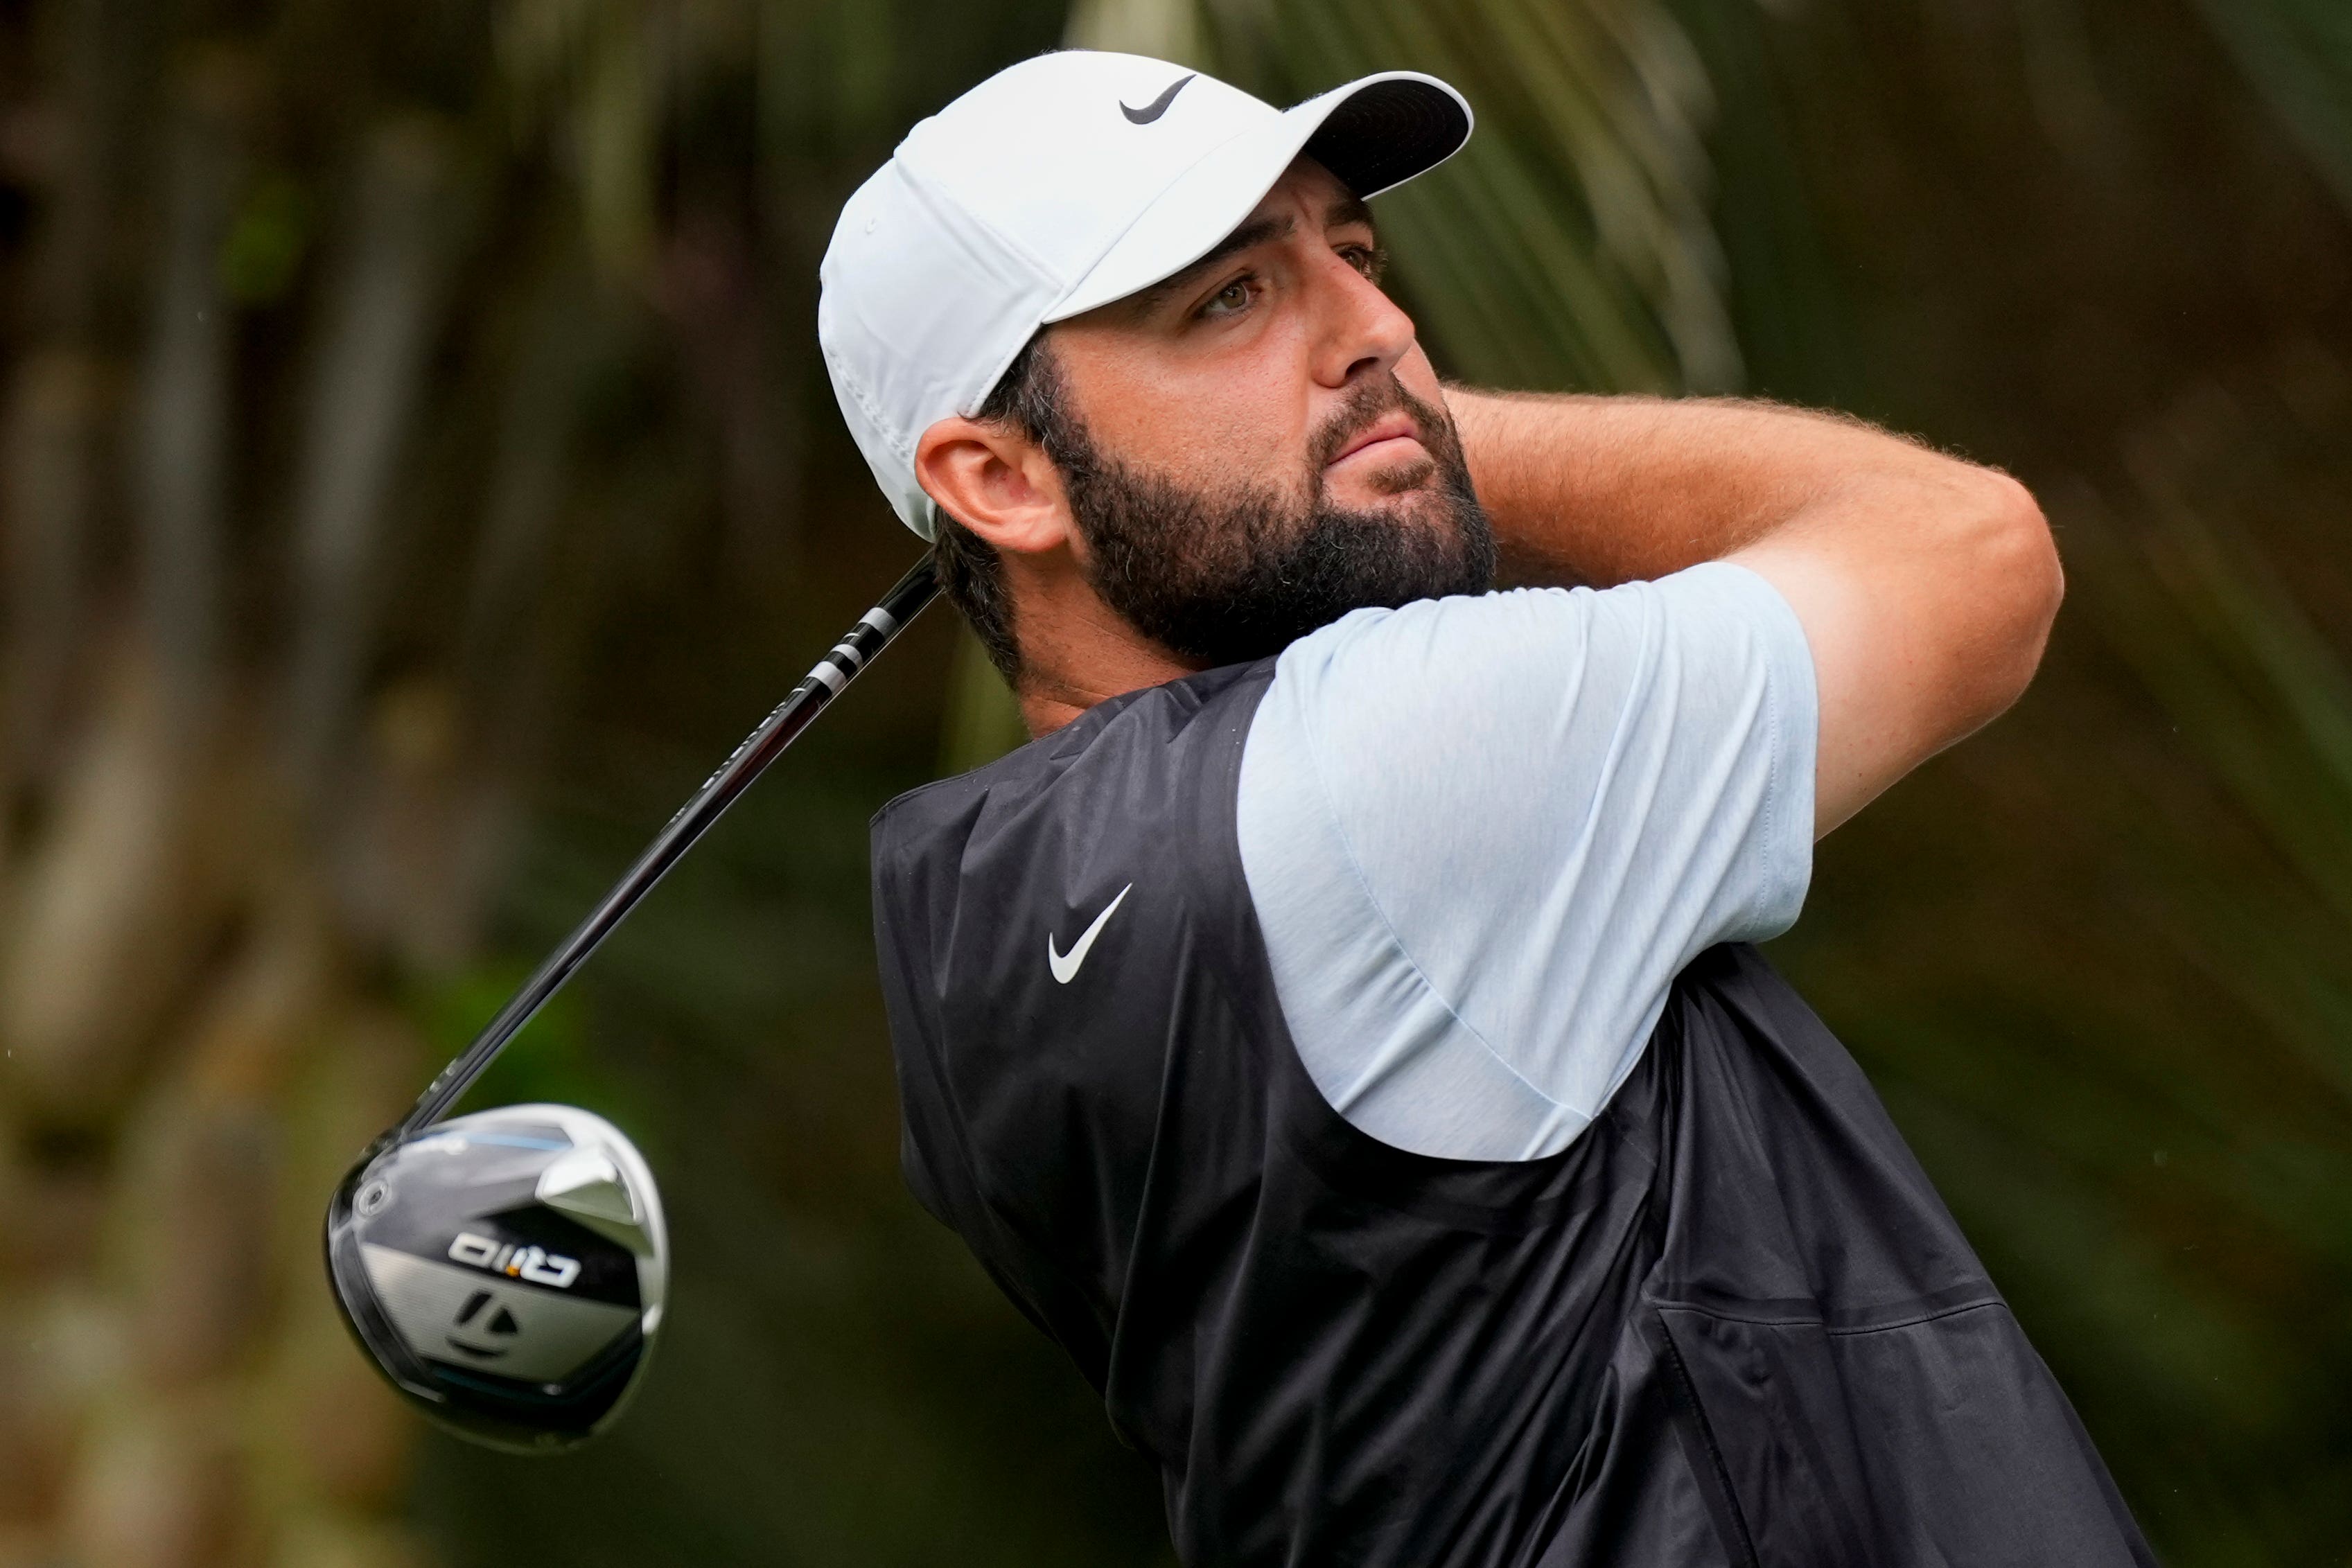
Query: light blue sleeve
1235 563 1818 1161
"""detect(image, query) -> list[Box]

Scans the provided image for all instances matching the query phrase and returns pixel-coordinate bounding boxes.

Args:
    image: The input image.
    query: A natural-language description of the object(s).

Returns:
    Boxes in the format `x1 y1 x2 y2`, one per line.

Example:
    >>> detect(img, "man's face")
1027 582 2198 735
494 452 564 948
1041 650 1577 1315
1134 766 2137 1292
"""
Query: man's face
1040 158 1493 668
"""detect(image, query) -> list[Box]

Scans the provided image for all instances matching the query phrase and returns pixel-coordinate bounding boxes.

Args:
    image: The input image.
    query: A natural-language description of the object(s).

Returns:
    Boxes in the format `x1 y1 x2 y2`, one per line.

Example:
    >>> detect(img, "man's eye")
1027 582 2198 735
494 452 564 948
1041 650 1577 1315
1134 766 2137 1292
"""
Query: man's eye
1342 245 1388 282
1200 276 1256 317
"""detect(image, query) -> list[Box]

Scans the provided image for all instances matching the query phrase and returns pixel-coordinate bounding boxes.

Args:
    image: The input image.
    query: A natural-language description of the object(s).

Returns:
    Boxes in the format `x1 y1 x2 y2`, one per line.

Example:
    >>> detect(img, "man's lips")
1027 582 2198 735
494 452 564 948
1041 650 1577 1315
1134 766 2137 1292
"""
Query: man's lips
1325 412 1423 468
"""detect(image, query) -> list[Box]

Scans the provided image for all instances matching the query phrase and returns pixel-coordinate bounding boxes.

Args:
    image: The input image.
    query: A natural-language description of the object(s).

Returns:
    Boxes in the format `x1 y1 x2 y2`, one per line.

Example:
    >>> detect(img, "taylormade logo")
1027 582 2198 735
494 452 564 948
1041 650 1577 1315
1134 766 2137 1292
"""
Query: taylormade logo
449 1231 581 1289
1048 884 1133 983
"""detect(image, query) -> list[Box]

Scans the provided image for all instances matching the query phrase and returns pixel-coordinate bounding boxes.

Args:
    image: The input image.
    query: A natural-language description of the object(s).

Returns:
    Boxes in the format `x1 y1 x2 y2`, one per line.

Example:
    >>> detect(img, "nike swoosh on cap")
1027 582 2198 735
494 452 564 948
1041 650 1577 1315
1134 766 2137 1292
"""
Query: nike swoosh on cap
1120 74 1195 125
1048 883 1134 983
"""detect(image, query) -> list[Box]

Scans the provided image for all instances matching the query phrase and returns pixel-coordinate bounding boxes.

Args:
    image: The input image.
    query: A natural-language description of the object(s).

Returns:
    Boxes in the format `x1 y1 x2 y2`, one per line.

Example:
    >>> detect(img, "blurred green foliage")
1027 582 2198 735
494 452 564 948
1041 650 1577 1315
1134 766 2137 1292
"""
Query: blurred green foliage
217 173 313 305
2191 0 2352 214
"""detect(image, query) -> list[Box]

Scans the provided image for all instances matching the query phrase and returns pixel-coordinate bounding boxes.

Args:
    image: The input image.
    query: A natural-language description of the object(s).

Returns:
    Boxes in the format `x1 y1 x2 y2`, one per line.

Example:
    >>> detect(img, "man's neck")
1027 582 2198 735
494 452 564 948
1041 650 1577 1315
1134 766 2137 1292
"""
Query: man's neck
1006 556 1200 737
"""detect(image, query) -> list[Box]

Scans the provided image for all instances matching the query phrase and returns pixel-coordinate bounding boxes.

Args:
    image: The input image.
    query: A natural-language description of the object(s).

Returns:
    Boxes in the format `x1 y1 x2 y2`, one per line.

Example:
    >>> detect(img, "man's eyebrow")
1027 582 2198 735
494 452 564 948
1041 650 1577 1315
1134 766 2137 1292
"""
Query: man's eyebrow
1326 192 1376 236
1130 213 1297 312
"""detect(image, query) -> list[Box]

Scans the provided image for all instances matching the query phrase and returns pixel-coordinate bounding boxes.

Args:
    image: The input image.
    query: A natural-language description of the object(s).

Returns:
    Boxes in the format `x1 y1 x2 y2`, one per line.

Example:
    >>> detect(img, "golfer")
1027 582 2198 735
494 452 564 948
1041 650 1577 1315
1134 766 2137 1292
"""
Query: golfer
823 52 2153 1567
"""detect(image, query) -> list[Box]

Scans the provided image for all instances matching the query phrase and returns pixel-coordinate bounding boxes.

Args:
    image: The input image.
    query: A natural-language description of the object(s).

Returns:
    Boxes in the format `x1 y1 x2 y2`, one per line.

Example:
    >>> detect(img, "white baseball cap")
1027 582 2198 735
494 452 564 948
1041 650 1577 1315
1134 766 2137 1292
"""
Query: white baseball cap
818 51 1473 538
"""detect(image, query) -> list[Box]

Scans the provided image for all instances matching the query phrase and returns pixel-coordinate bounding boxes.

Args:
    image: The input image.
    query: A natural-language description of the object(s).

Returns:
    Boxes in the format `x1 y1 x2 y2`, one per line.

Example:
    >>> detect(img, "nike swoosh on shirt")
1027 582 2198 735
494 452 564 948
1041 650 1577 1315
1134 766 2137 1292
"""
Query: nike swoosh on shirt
1048 883 1133 984
1120 75 1195 125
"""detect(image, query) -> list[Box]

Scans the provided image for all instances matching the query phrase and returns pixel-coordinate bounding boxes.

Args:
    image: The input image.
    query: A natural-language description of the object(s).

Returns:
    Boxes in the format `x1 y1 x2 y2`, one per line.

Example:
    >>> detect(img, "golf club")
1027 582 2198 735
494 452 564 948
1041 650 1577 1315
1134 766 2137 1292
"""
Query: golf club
324 556 938 1451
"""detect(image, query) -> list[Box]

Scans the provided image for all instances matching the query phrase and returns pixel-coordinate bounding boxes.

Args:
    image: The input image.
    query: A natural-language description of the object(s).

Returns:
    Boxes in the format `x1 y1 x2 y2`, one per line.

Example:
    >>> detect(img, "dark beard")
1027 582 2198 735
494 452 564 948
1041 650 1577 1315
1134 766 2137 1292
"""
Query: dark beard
1057 376 1496 669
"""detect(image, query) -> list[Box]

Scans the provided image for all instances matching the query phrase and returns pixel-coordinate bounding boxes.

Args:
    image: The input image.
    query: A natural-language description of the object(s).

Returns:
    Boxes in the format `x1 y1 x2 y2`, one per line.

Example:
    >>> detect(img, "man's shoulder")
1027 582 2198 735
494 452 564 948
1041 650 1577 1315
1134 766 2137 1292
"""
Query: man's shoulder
871 660 1276 866
1249 570 1812 789
1264 570 1801 688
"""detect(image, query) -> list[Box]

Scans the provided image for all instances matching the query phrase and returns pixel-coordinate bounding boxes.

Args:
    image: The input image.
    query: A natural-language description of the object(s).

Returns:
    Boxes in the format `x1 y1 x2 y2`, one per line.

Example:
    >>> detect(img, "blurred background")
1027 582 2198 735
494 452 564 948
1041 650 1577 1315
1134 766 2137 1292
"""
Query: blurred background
0 0 2348 1561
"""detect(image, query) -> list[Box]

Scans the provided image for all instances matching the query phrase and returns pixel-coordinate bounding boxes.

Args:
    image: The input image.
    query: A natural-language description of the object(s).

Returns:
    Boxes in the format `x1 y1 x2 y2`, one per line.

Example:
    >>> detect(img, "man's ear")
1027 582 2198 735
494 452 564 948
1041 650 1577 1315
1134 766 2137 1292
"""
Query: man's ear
915 416 1073 556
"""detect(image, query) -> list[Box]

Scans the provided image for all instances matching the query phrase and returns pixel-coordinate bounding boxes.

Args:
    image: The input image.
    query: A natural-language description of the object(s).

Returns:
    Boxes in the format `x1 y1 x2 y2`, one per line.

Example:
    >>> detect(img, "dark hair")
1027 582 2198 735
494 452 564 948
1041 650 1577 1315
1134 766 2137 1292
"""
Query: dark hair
931 334 1073 685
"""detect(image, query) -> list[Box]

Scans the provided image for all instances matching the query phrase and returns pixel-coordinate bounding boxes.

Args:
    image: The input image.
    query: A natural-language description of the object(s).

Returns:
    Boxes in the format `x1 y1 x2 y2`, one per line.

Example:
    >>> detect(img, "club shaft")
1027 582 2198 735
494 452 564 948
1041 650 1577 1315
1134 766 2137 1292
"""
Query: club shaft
396 556 939 1138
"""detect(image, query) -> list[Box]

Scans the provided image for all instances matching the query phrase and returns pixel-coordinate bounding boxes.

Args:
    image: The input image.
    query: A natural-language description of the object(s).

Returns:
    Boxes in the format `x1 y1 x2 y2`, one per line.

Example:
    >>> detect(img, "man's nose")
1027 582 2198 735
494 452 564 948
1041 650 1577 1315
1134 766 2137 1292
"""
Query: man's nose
1308 252 1416 389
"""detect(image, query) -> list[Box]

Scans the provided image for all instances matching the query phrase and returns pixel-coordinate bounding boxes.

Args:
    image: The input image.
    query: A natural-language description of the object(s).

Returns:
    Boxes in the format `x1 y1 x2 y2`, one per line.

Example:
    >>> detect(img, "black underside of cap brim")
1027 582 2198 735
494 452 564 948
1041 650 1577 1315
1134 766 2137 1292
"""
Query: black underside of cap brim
1303 79 1472 200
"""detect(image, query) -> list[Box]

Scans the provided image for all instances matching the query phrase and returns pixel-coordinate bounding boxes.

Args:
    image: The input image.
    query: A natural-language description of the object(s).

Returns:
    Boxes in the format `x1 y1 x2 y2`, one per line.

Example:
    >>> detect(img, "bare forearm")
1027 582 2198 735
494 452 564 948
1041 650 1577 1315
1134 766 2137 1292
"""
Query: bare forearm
1446 385 2062 836
1448 387 1946 588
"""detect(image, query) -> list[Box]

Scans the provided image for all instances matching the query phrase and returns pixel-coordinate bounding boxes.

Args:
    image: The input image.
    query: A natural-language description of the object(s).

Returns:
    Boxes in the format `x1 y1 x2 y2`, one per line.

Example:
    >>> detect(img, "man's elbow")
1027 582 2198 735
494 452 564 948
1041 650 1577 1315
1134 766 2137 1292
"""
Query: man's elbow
1956 470 2062 725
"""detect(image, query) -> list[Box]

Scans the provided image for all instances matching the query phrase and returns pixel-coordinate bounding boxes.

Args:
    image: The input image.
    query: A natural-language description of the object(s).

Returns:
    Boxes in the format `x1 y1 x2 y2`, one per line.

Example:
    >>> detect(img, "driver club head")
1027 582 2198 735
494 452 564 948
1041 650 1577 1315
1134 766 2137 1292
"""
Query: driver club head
324 1104 667 1453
